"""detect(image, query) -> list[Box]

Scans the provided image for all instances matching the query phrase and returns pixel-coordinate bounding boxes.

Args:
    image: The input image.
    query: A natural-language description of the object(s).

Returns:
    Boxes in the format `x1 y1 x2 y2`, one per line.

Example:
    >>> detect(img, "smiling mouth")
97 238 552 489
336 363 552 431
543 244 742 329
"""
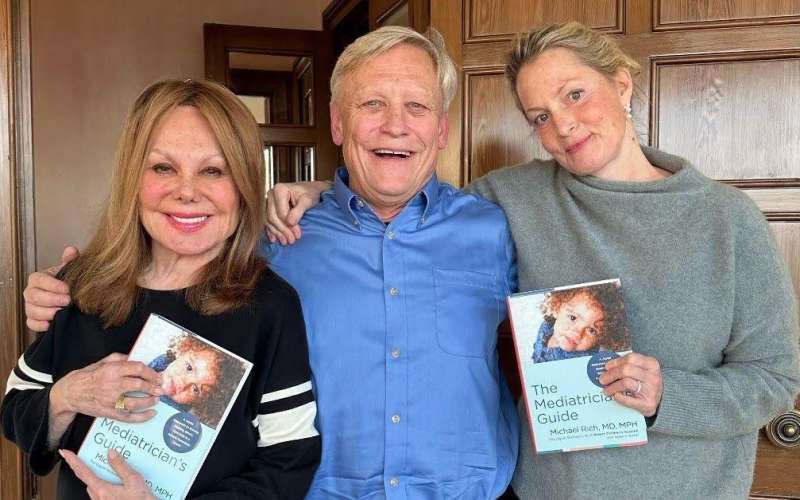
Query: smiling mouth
565 136 590 154
373 148 413 159
171 215 208 224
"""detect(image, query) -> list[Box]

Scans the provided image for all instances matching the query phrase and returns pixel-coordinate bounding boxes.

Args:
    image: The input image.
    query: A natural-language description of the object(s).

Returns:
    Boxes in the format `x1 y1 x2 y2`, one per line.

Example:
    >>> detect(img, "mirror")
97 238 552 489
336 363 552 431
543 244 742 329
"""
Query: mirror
228 52 314 126
264 144 315 188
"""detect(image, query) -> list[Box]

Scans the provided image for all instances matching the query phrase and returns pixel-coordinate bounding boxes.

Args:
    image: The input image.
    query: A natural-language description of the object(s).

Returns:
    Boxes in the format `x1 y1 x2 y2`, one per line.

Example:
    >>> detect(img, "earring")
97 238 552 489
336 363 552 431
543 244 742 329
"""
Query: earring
623 103 632 119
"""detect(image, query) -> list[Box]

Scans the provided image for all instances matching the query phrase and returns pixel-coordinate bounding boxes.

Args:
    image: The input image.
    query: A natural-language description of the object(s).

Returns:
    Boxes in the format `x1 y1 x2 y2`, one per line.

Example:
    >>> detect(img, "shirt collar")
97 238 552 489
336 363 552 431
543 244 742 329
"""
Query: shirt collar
331 167 441 229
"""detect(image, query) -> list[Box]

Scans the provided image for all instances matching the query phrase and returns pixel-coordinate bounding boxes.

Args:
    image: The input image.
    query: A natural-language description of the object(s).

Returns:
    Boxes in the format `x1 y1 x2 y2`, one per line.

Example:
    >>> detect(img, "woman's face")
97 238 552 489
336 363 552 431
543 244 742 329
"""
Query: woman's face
515 47 633 180
139 105 240 264
547 292 605 352
161 349 219 405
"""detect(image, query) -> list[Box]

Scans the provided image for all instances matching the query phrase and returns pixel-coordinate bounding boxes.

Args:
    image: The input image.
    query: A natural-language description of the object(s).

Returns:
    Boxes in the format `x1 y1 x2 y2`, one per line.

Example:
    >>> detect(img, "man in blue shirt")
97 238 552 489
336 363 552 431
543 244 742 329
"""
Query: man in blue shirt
266 27 519 499
22 27 519 499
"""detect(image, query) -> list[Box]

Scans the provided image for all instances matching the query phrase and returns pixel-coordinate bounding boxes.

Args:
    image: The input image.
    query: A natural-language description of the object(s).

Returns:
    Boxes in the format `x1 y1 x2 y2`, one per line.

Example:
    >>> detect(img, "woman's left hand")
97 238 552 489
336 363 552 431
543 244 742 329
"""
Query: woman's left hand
599 352 663 417
59 448 155 500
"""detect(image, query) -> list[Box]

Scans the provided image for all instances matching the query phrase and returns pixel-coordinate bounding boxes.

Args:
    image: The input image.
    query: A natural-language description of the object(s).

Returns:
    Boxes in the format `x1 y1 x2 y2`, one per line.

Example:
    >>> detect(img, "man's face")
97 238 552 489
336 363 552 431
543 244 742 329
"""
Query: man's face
330 44 449 220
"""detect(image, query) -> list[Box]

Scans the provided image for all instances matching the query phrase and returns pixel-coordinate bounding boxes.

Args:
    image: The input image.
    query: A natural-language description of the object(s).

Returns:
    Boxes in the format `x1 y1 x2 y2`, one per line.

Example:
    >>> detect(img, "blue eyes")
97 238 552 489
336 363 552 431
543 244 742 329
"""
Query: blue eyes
533 114 549 126
530 89 584 127
569 90 583 101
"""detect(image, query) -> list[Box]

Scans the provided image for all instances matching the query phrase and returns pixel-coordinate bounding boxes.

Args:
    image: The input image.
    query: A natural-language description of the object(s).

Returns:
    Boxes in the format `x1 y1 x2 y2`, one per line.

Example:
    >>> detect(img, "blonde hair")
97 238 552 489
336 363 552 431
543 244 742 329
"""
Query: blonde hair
330 26 457 110
506 21 640 112
64 79 266 327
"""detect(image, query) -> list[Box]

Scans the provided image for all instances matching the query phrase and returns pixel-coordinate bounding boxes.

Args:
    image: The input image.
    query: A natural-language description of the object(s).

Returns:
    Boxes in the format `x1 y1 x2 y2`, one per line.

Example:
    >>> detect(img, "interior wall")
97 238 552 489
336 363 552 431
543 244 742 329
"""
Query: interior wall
32 0 327 267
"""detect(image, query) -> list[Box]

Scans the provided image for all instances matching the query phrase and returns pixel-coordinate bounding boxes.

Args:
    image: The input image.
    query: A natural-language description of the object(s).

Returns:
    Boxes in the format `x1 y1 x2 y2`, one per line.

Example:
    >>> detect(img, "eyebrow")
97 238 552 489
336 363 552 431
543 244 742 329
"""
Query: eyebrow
148 148 225 163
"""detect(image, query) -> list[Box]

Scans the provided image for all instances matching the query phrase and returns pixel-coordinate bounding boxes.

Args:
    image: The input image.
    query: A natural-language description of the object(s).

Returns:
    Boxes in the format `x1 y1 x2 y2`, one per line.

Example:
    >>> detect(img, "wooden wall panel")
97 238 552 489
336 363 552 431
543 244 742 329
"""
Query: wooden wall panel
652 55 800 182
772 223 800 301
466 0 621 42
465 71 547 181
754 428 800 498
656 0 800 31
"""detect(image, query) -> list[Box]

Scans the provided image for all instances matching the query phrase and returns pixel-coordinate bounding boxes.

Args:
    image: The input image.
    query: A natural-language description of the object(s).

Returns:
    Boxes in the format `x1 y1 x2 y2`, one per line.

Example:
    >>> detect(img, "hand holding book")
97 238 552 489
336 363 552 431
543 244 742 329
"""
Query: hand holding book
60 448 155 500
600 352 663 417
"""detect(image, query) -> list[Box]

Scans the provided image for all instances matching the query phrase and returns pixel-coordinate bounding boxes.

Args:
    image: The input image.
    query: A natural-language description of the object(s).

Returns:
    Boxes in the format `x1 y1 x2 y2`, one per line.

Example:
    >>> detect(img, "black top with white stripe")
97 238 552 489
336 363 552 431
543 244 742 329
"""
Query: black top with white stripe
2 268 320 499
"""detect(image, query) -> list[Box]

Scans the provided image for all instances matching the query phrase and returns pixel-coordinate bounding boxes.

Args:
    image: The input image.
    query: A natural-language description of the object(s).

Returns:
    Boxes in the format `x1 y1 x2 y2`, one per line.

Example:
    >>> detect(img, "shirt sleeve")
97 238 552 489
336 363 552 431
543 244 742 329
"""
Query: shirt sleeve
192 287 320 499
651 202 800 438
1 315 67 475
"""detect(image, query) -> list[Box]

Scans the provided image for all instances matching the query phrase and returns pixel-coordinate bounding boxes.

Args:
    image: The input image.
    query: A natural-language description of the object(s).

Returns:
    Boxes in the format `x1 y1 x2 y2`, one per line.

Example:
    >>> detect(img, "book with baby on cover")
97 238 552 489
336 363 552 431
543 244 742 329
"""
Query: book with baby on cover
507 278 647 453
77 314 252 499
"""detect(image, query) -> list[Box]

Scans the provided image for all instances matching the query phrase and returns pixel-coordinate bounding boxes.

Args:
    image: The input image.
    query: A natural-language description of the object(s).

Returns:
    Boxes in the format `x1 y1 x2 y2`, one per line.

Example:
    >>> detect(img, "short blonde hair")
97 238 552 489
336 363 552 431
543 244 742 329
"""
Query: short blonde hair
330 26 457 110
506 21 640 112
65 79 266 327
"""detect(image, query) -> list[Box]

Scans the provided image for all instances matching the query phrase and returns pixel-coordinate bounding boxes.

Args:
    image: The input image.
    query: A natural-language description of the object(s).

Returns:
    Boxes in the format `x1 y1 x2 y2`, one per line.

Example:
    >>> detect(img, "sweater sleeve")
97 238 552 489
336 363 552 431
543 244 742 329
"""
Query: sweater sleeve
192 288 320 499
651 201 800 438
1 316 70 475
463 174 499 204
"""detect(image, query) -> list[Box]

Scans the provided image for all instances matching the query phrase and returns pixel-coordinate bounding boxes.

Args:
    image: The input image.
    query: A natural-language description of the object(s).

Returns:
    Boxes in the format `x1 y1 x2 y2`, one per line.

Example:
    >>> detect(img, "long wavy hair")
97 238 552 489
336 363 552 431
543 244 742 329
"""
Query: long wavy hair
63 79 266 327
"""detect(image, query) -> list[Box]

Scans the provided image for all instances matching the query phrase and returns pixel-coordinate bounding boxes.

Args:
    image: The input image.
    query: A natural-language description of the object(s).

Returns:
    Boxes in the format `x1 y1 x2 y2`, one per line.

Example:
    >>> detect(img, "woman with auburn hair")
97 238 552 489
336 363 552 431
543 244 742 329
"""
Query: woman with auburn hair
2 79 320 499
261 20 798 499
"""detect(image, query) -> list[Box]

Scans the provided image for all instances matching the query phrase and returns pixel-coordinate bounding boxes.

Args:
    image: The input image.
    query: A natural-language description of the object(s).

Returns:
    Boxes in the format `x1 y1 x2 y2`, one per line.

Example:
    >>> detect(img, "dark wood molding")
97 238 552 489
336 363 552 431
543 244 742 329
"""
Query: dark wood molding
1 0 34 499
323 0 364 31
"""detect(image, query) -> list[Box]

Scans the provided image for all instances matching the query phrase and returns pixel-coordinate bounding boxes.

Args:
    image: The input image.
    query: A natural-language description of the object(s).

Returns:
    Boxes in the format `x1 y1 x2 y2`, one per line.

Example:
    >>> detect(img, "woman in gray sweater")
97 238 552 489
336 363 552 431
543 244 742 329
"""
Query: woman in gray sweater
465 22 800 499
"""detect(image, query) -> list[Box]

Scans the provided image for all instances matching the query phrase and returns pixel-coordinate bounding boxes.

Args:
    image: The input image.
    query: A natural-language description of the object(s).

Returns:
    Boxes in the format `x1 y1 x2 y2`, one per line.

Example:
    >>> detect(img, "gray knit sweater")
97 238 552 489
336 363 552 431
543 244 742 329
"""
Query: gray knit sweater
466 147 800 499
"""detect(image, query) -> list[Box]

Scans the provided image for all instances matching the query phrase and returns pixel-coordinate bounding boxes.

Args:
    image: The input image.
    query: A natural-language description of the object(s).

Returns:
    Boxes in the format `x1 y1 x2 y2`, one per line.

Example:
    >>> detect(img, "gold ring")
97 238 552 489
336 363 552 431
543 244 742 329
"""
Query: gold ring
115 393 127 411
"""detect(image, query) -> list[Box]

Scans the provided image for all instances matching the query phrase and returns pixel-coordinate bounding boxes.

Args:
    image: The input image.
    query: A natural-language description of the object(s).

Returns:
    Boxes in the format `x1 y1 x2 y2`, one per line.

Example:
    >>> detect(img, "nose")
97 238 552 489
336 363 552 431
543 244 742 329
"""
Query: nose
175 173 199 202
381 104 408 137
551 110 576 137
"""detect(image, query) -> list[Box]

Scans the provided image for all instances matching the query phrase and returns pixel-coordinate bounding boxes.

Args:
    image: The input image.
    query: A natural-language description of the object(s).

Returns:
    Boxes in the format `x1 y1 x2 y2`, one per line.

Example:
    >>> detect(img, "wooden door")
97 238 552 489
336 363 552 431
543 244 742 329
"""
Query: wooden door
430 0 800 497
205 24 338 183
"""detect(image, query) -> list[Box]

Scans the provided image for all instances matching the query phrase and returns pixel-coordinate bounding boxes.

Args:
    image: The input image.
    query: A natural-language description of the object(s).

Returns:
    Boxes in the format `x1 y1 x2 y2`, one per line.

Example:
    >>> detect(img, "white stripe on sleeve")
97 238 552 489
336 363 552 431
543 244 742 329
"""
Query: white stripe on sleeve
4 370 46 395
255 401 319 447
18 355 54 384
260 380 313 403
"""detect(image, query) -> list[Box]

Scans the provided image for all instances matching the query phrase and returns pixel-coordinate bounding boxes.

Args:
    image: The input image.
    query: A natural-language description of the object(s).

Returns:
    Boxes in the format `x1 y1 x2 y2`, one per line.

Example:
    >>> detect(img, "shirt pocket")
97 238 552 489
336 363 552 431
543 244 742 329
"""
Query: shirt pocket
434 268 500 358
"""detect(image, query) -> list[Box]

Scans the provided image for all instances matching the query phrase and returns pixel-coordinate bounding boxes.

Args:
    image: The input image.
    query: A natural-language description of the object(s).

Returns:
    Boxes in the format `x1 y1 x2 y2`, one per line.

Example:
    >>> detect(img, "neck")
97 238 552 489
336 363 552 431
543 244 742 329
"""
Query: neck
595 127 671 182
139 245 220 290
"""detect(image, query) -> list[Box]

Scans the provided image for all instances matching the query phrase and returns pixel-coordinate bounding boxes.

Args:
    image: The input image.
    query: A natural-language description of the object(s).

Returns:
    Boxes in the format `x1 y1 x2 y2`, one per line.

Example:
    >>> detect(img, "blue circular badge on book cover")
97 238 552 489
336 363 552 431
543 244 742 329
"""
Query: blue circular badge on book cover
163 412 202 453
586 351 619 387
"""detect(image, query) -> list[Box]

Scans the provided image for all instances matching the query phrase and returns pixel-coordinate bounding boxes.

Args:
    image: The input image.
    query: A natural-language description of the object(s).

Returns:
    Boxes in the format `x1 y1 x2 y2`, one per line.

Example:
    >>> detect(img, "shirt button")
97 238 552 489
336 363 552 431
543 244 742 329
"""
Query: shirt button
356 199 365 208
391 348 400 359
389 477 399 487
389 287 400 296
386 231 396 239
352 219 359 226
391 414 400 424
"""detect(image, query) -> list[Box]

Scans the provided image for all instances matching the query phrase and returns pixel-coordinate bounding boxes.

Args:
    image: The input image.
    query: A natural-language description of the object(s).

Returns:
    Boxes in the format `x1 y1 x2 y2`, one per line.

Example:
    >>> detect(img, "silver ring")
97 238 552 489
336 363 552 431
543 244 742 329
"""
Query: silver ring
635 380 642 394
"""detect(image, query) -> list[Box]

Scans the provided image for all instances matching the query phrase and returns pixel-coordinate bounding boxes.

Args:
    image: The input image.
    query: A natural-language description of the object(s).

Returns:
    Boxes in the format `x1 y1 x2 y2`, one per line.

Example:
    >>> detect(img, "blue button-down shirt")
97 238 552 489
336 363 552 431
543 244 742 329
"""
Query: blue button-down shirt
264 169 519 499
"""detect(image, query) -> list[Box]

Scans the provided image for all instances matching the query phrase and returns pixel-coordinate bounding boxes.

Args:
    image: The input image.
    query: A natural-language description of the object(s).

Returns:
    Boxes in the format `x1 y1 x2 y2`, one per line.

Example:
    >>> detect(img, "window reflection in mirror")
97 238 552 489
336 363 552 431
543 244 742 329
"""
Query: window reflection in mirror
264 144 315 189
228 52 313 126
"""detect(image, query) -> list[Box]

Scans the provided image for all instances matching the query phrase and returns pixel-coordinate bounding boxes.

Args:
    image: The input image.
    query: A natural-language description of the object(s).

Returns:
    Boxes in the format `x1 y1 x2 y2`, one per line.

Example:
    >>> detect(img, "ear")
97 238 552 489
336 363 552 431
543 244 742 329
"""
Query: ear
330 102 344 146
436 113 449 150
613 67 634 109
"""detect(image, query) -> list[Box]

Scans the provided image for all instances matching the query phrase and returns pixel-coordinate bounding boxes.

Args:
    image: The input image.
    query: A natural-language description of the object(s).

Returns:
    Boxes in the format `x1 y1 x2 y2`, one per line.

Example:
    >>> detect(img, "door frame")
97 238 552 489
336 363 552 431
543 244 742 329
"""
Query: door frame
0 0 37 498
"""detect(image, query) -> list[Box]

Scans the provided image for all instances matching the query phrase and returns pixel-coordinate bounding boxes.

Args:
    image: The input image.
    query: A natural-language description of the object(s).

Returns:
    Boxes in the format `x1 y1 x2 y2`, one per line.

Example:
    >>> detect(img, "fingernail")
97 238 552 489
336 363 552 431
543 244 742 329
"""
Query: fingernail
58 449 65 458
109 449 119 459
